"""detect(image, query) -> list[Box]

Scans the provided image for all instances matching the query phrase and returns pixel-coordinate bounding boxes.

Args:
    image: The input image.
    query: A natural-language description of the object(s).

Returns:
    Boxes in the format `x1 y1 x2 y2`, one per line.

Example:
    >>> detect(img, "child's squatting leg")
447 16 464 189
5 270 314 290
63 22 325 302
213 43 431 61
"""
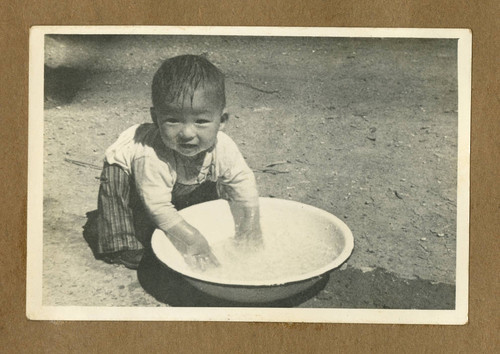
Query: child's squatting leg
96 163 154 268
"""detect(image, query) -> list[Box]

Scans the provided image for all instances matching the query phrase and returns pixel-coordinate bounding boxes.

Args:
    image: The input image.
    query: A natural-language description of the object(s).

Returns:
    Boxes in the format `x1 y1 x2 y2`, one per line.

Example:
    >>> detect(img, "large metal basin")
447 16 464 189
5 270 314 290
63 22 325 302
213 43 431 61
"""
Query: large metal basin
151 197 354 303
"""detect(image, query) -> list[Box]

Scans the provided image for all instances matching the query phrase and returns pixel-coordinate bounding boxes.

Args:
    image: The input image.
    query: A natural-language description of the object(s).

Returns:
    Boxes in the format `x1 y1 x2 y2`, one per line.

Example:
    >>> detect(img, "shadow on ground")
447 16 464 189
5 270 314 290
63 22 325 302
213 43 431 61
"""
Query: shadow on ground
316 266 455 309
82 213 455 309
82 210 101 260
137 248 455 309
44 65 91 107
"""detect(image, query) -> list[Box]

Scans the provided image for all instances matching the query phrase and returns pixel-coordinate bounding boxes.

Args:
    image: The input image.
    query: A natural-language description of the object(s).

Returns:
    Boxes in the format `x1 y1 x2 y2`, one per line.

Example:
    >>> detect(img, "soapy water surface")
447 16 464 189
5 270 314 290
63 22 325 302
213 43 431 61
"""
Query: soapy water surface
194 227 341 282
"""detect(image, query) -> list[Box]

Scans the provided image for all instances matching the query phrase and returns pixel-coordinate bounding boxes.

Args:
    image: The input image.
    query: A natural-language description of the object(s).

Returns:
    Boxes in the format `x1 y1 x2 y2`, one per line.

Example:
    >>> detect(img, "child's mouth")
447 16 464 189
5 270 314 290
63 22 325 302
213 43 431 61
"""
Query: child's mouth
179 143 198 150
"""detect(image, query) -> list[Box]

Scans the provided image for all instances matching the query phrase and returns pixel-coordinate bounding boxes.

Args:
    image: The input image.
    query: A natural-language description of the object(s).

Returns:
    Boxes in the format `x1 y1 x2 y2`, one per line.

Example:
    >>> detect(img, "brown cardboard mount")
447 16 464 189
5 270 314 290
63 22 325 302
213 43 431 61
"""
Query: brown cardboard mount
1 0 498 352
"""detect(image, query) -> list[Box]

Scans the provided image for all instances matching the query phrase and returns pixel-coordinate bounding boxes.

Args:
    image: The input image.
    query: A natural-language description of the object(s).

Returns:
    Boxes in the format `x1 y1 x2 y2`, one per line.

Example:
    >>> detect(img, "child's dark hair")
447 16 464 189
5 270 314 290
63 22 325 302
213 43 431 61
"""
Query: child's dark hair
152 55 226 109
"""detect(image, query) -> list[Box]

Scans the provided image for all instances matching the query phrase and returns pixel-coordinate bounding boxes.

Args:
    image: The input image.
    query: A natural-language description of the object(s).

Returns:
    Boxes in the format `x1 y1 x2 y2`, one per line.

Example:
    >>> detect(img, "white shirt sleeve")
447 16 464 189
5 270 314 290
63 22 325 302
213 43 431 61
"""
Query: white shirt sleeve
104 124 141 174
132 153 184 231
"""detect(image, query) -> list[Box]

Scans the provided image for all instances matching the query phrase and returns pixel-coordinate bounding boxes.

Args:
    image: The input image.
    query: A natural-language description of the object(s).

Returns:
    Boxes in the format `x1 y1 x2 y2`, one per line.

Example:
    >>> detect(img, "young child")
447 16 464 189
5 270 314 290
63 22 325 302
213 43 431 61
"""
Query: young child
95 54 262 270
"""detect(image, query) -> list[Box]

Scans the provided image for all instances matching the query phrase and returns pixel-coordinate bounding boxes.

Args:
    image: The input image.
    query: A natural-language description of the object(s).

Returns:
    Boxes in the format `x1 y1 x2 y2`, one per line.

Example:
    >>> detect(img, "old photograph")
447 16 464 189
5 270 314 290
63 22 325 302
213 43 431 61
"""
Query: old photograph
27 27 470 323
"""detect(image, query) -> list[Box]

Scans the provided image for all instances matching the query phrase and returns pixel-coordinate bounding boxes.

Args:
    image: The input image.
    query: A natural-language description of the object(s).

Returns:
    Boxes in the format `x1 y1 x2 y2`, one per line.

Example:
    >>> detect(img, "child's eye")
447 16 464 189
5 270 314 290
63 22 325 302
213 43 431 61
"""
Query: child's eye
164 118 180 124
196 119 212 125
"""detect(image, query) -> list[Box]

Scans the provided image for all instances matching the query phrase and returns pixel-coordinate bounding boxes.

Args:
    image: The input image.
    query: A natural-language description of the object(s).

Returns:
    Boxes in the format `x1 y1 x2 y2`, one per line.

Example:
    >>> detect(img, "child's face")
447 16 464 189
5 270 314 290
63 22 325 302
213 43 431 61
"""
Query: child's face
152 87 227 157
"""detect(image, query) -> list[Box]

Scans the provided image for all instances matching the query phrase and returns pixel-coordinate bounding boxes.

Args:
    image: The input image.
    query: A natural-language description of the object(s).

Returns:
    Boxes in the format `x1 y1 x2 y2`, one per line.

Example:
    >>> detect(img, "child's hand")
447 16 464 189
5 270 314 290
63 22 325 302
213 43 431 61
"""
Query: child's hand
183 231 220 271
165 220 220 270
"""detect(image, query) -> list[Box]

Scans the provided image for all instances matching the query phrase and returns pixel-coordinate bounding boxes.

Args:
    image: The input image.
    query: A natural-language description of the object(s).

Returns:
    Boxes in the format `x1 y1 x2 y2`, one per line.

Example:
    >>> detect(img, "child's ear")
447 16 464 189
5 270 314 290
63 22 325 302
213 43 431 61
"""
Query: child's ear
150 107 158 125
219 112 229 130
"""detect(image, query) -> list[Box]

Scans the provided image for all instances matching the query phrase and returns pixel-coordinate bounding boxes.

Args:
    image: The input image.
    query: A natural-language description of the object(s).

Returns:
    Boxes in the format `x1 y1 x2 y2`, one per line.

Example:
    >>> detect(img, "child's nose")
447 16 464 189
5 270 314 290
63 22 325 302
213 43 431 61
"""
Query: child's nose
179 124 196 140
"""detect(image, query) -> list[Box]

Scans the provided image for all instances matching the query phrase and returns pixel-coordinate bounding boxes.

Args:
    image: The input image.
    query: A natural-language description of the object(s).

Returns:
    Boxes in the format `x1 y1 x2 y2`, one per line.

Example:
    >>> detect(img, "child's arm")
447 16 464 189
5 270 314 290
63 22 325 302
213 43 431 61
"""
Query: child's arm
163 220 219 269
229 202 263 247
216 132 262 246
133 155 218 269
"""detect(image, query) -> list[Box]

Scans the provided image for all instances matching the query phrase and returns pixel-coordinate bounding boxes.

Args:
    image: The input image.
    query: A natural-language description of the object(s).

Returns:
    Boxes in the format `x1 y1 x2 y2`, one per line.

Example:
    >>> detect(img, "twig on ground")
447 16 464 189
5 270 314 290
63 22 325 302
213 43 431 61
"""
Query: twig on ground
253 168 290 175
394 190 404 199
64 158 101 170
234 81 280 94
419 243 430 253
264 160 291 168
253 160 292 174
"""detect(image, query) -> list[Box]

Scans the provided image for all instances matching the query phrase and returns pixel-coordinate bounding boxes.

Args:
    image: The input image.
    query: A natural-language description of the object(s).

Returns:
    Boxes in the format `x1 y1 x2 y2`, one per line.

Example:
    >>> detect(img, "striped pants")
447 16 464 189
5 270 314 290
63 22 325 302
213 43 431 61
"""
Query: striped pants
96 163 218 255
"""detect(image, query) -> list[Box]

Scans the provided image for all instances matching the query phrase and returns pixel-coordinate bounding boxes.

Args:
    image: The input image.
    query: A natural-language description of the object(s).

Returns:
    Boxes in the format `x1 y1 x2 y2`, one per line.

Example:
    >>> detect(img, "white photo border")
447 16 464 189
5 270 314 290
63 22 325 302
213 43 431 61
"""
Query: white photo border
27 26 471 324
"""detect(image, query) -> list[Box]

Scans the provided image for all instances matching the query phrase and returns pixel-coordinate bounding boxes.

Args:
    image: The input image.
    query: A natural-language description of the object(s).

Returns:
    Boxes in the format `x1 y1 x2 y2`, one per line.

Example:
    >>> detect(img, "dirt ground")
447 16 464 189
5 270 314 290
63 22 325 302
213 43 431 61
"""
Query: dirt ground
41 35 458 308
